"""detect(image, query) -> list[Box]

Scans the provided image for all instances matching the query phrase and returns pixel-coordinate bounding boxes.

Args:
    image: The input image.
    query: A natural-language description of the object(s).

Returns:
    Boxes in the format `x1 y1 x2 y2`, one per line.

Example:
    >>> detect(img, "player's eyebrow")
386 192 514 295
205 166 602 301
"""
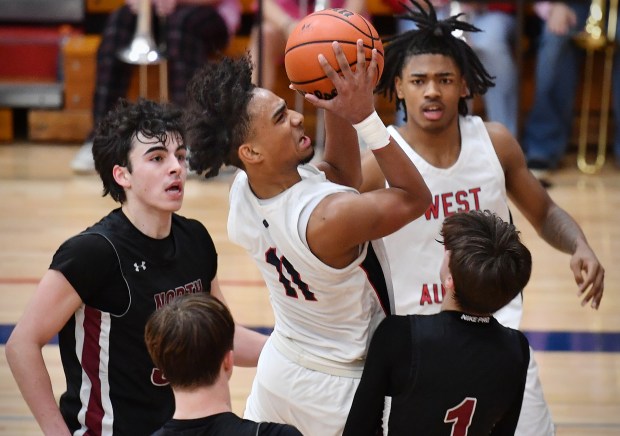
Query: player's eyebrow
409 71 455 78
144 145 168 155
271 100 287 122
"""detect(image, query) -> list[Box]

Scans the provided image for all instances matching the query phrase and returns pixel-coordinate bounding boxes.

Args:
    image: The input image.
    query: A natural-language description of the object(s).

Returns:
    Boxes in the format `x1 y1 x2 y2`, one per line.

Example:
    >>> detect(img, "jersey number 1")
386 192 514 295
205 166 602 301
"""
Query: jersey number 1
444 397 477 436
266 248 317 301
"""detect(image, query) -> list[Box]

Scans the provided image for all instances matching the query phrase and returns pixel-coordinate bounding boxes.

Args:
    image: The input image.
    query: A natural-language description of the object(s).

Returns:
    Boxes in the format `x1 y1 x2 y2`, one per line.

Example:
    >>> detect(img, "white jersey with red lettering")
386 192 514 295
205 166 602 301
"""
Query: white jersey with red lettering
228 164 392 364
228 164 394 435
382 115 554 436
385 115 521 328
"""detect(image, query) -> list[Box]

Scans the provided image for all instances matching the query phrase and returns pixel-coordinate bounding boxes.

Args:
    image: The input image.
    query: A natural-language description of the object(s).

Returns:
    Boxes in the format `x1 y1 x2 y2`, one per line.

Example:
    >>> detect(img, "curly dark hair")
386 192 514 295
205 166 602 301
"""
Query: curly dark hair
376 0 495 121
439 210 532 315
184 55 256 178
92 98 184 203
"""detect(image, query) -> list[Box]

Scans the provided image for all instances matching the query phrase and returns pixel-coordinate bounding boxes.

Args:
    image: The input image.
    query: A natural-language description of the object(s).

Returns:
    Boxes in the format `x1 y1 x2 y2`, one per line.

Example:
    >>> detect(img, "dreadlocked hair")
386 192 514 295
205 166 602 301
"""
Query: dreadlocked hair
376 0 495 117
184 55 256 178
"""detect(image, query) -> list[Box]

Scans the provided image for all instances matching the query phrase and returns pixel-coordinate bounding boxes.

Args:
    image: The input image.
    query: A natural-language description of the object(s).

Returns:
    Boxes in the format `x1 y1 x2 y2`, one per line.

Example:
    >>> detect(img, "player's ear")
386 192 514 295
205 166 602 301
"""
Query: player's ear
459 77 468 98
222 349 234 379
395 75 404 100
112 164 131 188
238 142 263 165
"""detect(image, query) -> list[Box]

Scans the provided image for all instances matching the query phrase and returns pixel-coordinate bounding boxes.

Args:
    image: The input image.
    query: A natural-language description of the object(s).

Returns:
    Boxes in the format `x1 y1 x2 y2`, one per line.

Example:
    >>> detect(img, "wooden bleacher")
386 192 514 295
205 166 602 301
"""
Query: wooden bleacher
0 0 85 141
0 0 611 146
0 0 398 143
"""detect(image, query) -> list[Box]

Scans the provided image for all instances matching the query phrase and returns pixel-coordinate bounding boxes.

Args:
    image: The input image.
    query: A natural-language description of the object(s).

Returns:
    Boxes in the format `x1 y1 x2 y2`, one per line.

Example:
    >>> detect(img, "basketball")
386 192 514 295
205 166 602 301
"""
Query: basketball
284 8 384 100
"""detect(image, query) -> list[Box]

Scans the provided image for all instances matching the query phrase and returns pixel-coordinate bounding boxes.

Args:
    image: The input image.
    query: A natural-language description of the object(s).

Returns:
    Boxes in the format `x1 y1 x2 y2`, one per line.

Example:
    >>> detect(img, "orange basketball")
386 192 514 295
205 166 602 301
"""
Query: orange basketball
284 8 384 100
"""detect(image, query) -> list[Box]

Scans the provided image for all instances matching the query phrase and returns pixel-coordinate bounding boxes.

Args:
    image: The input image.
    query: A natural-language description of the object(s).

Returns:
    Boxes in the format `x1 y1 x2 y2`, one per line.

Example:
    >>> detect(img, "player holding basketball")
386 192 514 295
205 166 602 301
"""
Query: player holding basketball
184 40 431 435
360 0 604 434
5 99 266 435
344 210 534 435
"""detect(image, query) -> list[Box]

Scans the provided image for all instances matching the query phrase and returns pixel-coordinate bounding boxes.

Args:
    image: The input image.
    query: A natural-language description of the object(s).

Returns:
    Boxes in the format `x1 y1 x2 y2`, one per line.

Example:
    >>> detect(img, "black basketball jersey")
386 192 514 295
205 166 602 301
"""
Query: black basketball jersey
344 311 530 436
152 411 303 435
51 208 217 435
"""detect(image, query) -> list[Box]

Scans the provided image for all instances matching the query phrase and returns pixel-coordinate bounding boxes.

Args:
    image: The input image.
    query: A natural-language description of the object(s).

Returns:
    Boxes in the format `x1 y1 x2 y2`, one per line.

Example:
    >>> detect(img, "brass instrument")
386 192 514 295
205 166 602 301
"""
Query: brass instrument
118 0 168 101
573 0 618 174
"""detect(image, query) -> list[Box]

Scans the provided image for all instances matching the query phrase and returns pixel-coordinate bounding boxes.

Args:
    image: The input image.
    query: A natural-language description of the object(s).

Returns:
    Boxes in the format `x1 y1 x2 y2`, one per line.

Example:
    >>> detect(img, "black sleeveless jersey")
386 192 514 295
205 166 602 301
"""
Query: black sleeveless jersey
344 311 530 436
51 208 217 435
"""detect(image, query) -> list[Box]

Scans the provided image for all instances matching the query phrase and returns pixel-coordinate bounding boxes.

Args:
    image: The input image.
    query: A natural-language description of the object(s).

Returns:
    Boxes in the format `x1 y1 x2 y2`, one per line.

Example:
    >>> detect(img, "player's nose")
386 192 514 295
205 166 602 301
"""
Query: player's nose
290 110 304 126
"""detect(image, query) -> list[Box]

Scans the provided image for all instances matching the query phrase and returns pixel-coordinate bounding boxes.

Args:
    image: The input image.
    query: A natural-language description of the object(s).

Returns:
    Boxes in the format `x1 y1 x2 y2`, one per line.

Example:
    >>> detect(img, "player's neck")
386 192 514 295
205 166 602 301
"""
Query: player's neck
398 119 461 168
440 295 459 312
121 204 173 239
441 294 490 318
172 381 232 419
247 168 302 199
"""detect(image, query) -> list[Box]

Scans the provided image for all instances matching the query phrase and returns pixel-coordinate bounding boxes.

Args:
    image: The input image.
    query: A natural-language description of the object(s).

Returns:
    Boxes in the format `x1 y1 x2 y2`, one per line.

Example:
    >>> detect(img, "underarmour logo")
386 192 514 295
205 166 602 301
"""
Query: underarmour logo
134 261 146 272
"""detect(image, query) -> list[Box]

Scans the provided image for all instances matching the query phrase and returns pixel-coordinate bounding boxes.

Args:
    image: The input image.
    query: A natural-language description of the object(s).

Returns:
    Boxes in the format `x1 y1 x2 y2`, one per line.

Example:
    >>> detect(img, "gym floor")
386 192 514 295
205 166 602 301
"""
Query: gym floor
0 143 618 435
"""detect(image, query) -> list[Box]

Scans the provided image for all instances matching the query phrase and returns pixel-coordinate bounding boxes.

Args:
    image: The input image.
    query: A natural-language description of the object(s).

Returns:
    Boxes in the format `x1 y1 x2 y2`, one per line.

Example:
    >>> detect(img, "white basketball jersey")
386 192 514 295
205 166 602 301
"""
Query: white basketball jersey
385 115 522 328
228 164 393 370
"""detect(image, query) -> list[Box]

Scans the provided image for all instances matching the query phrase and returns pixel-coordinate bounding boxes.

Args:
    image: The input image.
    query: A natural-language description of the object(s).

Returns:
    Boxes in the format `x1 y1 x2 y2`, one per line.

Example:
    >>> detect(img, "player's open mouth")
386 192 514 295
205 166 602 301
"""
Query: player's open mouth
165 181 183 193
423 104 443 120
423 103 443 112
300 135 312 149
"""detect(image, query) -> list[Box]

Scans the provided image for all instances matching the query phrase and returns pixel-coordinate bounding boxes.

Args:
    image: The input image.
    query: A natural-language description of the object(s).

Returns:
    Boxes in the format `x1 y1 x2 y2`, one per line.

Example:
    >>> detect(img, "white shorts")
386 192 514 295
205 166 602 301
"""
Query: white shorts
494 292 523 330
495 296 555 434
244 336 361 436
515 348 556 435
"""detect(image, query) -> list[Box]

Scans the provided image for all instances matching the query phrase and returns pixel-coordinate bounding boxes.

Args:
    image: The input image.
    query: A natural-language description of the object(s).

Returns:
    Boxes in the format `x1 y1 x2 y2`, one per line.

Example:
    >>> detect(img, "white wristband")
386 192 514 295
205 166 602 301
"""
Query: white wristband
352 111 390 151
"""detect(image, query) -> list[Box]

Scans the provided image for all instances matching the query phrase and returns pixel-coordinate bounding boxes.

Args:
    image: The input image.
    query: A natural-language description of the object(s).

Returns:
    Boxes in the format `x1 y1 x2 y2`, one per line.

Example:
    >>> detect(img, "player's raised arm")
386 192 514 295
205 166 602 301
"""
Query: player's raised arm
302 40 376 188
303 41 431 267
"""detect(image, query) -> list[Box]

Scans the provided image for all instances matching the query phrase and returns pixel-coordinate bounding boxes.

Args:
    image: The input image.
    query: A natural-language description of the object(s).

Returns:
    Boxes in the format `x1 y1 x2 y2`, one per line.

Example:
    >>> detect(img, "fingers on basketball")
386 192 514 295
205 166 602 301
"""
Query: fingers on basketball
284 8 384 100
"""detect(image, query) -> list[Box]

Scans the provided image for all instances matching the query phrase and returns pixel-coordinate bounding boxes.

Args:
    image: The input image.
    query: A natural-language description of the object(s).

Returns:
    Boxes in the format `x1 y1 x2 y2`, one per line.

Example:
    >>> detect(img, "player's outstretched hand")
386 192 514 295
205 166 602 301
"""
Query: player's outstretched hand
301 40 378 125
571 243 604 309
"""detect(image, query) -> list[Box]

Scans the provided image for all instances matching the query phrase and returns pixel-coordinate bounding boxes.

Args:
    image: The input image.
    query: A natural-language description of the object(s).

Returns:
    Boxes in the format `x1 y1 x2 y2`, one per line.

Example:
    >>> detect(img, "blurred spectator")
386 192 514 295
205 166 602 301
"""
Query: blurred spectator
248 0 365 90
71 0 240 173
522 1 620 178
